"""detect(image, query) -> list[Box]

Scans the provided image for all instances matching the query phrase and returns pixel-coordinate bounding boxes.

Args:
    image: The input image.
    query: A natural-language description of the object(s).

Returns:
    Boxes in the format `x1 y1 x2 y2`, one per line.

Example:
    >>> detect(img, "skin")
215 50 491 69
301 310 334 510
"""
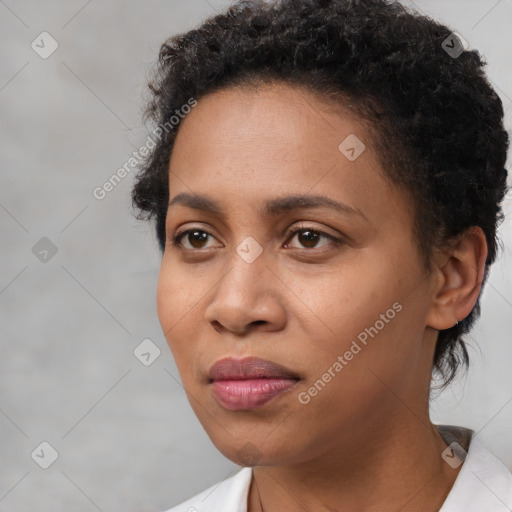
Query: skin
156 81 487 511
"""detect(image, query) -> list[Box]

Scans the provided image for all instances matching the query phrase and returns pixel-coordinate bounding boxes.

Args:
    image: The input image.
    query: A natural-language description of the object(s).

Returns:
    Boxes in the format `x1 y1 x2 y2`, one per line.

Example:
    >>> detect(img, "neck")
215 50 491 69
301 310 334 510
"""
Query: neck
248 416 461 512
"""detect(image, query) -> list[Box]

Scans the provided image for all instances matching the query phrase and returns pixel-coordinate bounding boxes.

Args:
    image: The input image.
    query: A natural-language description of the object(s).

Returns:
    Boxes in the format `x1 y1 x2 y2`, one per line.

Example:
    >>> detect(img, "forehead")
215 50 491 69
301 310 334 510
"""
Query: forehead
171 82 371 173
167 82 407 225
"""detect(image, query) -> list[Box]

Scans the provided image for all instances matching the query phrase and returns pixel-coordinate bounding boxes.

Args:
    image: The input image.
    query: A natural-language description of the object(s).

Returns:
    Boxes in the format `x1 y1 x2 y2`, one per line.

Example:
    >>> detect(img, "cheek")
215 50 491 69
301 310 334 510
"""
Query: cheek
156 265 176 334
295 256 420 370
156 262 201 358
289 261 398 338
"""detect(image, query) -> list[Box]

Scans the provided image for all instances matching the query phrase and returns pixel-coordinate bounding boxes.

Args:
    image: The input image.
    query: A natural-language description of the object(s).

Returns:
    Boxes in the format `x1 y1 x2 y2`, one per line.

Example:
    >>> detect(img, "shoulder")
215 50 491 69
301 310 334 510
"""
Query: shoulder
162 467 253 512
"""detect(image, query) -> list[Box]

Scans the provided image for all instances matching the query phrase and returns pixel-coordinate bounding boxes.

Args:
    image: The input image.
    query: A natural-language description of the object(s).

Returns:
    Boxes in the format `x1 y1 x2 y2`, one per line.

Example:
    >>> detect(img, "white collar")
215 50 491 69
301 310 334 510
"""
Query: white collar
165 424 512 511
437 425 512 511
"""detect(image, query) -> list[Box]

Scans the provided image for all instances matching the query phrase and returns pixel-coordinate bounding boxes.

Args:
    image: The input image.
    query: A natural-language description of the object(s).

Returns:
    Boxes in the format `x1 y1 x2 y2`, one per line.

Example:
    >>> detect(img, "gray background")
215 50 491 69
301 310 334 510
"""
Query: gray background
1 1 511 510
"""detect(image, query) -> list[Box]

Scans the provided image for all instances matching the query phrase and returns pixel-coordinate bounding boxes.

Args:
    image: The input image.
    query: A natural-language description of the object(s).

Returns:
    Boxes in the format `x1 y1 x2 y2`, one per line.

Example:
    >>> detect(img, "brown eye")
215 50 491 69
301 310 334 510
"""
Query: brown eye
172 229 216 249
287 228 337 249
297 230 320 248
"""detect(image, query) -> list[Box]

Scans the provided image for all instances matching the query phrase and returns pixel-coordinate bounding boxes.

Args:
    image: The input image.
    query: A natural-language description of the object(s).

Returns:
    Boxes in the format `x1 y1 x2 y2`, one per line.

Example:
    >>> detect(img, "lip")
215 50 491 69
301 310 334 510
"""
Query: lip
209 356 300 381
208 356 300 410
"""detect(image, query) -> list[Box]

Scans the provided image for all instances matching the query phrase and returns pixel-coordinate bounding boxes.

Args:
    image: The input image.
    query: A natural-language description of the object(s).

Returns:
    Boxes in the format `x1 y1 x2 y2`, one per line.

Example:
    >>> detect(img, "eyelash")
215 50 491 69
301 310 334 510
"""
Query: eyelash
170 226 342 252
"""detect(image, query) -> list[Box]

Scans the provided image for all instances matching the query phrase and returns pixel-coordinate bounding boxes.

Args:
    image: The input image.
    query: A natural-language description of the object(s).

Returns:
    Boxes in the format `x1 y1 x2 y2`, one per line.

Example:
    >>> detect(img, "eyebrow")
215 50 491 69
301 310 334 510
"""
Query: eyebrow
168 192 368 221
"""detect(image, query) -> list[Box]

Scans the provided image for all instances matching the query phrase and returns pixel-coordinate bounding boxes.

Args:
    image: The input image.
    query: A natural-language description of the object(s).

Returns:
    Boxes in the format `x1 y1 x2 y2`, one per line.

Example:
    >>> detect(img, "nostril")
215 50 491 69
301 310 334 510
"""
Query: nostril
211 320 223 333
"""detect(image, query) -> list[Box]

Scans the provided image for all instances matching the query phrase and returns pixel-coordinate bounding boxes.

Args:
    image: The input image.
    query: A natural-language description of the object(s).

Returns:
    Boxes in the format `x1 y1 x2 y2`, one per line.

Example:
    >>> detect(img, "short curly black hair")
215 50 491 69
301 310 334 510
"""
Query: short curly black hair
131 0 509 389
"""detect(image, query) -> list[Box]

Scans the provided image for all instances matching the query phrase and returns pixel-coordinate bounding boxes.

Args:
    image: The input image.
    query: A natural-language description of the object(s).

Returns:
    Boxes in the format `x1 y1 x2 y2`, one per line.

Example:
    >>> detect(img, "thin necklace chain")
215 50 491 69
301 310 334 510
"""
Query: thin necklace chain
254 475 265 512
258 489 264 512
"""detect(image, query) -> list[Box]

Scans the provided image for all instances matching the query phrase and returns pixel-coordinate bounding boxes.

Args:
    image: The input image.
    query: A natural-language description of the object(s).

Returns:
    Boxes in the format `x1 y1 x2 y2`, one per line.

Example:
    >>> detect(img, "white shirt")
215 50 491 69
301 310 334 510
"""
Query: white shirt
164 424 512 511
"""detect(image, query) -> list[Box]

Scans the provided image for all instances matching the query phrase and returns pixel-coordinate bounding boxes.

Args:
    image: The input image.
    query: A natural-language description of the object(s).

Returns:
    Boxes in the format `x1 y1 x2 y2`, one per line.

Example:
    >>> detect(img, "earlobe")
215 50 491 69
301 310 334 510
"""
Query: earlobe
426 226 488 331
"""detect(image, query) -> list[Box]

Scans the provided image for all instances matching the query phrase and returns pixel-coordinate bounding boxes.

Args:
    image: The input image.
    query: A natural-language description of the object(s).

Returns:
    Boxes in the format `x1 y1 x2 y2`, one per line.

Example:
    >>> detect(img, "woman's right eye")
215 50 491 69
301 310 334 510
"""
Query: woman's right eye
171 229 218 250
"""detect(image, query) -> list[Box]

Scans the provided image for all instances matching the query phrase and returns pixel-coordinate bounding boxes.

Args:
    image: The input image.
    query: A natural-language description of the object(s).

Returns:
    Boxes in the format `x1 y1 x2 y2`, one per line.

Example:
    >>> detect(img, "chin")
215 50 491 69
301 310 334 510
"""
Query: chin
206 429 298 467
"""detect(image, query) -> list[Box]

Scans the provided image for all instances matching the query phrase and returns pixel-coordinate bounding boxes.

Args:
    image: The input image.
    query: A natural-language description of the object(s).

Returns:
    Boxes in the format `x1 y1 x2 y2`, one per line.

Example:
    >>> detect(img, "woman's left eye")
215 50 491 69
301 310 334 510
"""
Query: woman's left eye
285 227 339 250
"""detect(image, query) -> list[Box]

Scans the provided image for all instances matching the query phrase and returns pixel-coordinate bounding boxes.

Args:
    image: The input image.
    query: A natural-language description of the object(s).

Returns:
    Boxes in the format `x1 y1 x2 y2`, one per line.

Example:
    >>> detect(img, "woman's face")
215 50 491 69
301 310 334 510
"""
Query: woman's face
157 82 439 466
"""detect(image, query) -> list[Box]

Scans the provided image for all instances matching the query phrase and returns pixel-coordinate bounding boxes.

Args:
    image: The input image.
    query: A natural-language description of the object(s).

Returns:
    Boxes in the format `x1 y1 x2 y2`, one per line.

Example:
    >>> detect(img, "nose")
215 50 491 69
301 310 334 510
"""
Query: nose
204 254 287 336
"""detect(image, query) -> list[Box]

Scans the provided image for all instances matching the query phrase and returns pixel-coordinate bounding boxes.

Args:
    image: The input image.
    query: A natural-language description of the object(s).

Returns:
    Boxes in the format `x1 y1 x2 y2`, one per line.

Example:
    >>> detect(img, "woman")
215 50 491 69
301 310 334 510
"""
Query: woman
131 0 512 510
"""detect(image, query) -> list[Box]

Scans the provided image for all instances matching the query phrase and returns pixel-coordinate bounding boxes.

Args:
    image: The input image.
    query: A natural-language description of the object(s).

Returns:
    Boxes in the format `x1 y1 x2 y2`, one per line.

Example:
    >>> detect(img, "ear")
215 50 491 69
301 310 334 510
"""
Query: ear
426 226 488 330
